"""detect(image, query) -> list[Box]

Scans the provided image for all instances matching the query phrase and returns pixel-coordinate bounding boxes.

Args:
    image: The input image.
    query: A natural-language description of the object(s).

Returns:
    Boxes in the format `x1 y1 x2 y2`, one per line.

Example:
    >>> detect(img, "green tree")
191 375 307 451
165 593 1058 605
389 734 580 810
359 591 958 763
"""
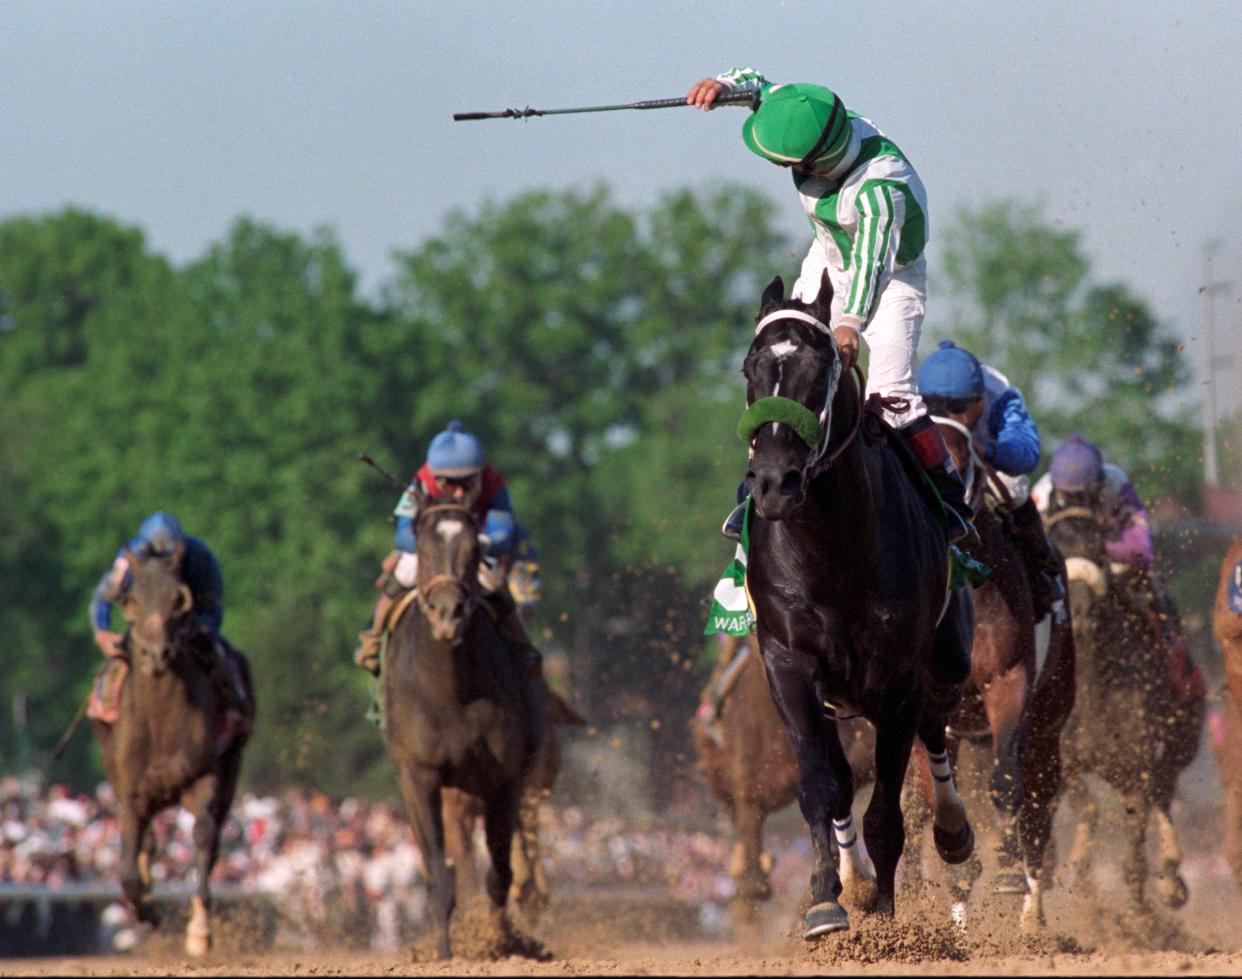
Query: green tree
934 199 1199 506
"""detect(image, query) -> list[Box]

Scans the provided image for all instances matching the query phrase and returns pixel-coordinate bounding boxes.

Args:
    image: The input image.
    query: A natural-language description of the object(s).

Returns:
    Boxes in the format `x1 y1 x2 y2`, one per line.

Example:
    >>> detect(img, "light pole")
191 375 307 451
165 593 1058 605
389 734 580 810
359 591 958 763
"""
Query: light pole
1201 240 1229 488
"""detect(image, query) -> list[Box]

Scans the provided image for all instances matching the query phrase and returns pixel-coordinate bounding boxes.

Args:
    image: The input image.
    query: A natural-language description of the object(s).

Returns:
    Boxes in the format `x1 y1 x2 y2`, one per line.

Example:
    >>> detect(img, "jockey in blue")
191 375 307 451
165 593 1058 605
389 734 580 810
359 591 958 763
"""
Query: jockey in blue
917 341 1065 619
353 420 543 679
88 511 244 724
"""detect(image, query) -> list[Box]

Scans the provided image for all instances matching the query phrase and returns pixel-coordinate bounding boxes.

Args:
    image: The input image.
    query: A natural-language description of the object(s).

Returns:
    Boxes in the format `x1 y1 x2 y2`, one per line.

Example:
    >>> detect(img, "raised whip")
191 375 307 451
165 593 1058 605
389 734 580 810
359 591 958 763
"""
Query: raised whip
453 90 756 122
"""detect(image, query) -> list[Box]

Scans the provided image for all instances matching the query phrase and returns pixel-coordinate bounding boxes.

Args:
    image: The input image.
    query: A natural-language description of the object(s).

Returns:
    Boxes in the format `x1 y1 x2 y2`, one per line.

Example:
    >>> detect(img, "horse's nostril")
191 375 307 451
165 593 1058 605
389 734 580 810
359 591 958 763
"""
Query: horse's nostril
779 470 802 496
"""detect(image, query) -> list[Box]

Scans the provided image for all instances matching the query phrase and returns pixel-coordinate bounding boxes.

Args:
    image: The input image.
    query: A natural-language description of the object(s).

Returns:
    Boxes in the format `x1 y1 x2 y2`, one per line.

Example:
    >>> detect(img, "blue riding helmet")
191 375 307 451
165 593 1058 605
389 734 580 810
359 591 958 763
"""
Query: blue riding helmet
426 420 486 478
1049 434 1104 493
135 511 185 558
917 340 985 400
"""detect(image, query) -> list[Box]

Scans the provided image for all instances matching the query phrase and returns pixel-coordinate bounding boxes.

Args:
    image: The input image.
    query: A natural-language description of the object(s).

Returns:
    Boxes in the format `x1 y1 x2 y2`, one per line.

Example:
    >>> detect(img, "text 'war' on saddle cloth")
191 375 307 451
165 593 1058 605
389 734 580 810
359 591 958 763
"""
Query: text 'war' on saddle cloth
705 499 756 637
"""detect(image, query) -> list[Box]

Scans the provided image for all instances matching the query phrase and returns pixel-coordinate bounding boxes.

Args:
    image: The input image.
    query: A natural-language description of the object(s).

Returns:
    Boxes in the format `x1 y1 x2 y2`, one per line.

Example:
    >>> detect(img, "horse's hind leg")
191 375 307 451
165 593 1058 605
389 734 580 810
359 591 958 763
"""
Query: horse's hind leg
396 764 454 959
918 714 974 865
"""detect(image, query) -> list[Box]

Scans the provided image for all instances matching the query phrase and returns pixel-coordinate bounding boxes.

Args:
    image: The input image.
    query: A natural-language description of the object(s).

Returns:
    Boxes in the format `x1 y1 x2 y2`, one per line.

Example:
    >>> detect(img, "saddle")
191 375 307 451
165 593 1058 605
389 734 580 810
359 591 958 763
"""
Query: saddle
863 405 990 590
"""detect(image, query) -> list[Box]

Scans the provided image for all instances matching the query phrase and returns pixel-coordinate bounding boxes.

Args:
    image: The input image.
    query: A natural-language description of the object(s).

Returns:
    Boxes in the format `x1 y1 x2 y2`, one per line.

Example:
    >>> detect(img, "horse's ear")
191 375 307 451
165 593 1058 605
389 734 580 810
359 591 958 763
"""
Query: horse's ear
758 276 785 319
123 545 139 569
411 482 431 512
809 269 834 324
170 537 186 569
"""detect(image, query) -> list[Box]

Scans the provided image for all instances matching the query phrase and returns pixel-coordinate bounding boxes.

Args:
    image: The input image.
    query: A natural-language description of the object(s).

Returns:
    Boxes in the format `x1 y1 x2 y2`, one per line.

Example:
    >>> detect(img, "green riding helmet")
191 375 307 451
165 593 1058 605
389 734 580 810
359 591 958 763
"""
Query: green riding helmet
742 83 851 171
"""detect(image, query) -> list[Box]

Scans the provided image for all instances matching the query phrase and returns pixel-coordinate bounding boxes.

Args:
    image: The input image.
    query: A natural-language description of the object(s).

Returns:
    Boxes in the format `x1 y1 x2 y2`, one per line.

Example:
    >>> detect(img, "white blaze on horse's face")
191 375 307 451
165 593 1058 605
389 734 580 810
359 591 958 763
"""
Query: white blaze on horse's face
436 519 466 542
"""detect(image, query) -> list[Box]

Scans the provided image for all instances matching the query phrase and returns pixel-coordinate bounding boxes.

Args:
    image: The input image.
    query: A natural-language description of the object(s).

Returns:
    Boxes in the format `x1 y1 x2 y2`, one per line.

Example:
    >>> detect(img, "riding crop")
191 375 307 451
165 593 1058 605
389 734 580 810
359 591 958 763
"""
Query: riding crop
357 452 407 491
453 90 756 121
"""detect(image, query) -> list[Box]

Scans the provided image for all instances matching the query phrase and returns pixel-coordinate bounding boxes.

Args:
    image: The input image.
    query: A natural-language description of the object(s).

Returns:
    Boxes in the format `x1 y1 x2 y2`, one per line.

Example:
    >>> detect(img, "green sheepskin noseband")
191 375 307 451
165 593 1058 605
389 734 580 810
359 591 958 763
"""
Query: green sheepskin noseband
737 396 823 449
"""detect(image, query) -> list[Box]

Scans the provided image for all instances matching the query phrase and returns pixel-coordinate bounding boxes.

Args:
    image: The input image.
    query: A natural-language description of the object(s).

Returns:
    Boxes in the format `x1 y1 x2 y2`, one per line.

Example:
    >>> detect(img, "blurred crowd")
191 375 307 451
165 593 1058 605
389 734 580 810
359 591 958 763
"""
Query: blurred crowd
0 777 739 950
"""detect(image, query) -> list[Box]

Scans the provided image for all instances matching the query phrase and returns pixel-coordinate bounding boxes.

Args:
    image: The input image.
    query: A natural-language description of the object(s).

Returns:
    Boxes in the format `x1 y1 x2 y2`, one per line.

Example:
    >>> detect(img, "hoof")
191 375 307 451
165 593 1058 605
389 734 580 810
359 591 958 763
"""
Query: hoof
840 875 878 913
934 821 975 865
992 870 1030 895
803 900 850 939
185 929 211 958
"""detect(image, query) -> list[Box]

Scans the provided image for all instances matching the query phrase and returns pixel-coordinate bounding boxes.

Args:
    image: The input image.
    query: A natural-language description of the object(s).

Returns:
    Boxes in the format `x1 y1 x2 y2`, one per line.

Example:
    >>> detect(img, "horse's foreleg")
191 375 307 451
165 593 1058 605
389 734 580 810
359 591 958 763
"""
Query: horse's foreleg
1119 790 1152 914
730 801 772 906
183 773 227 957
482 785 520 919
1153 803 1189 909
119 807 158 928
397 764 454 960
983 664 1030 891
1225 781 1242 893
761 647 849 938
1065 773 1098 897
1014 716 1063 932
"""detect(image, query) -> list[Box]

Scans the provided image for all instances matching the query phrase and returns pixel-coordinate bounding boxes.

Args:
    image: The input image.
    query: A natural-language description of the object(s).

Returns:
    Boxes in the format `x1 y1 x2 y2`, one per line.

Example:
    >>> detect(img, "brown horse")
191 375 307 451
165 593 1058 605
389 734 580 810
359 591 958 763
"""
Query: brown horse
1212 539 1242 888
442 683 586 924
908 417 1075 930
382 492 544 959
693 633 878 917
1047 506 1203 916
90 542 252 957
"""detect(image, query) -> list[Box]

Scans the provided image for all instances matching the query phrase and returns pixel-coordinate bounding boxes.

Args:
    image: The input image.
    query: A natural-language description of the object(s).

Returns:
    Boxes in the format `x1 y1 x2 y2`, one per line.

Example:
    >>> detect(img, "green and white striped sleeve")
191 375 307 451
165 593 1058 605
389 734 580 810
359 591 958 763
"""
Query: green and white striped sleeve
714 67 771 96
840 180 905 329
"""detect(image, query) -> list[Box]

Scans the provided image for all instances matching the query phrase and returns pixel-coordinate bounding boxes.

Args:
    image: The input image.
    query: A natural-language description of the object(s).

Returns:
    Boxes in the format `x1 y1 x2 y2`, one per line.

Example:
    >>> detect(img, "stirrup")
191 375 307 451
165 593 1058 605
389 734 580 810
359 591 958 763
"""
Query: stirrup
945 508 979 547
721 503 745 543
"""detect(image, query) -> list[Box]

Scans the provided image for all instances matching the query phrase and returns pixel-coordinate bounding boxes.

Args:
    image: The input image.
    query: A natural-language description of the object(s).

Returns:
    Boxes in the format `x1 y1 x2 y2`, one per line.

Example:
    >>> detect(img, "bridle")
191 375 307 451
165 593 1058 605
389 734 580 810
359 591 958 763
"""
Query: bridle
742 308 866 481
413 501 479 624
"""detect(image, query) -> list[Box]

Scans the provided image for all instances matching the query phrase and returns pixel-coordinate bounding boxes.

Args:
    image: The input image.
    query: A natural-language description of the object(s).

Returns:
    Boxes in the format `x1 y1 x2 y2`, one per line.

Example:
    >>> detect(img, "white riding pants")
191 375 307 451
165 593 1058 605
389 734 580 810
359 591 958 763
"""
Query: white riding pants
793 253 928 429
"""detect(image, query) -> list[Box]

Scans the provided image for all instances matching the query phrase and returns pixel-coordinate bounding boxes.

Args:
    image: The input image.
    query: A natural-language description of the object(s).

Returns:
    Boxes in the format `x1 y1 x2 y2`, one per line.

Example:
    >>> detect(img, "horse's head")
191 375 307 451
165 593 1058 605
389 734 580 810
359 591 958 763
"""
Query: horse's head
413 489 481 644
739 273 842 521
120 541 195 676
1045 505 1111 641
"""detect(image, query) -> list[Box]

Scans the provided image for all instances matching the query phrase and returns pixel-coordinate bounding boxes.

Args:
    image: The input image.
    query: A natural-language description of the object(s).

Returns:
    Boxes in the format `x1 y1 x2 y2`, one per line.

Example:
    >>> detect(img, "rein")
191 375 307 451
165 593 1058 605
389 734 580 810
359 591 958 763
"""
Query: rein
739 306 870 478
1044 505 1098 529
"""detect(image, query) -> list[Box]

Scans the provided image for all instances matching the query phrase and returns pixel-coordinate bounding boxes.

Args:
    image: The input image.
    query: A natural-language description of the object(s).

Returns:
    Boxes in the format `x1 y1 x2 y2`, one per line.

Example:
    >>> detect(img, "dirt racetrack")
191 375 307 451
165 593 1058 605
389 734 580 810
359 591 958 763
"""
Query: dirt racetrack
7 863 1241 977
7 733 1242 976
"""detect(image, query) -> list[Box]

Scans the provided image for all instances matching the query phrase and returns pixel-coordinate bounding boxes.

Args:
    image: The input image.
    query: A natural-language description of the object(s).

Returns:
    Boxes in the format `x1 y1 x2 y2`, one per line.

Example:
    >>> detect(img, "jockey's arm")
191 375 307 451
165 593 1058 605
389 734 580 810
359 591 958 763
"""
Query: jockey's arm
1105 482 1154 567
838 180 904 338
984 390 1040 476
89 553 129 657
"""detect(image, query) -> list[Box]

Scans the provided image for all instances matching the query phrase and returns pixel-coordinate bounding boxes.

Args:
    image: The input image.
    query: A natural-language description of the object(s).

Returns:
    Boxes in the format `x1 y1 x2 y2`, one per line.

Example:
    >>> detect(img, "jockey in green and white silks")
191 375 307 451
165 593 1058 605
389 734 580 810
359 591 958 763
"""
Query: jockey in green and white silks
687 68 975 545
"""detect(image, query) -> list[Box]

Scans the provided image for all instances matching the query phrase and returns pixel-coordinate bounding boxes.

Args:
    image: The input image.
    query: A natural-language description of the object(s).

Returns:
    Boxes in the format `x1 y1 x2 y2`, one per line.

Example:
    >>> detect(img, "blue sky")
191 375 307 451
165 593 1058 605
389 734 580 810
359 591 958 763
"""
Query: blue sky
4 0 1239 414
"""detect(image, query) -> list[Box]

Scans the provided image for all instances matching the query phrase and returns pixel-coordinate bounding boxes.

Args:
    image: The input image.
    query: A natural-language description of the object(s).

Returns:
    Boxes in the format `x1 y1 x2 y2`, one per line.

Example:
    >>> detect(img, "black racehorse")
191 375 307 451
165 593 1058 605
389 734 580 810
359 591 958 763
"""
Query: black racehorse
740 273 976 939
91 541 253 957
382 490 544 959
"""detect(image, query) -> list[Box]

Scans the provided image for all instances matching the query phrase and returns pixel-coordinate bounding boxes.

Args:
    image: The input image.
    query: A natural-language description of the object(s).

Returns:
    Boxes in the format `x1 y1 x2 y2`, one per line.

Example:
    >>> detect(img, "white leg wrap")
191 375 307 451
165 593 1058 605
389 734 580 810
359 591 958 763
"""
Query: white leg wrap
834 815 876 883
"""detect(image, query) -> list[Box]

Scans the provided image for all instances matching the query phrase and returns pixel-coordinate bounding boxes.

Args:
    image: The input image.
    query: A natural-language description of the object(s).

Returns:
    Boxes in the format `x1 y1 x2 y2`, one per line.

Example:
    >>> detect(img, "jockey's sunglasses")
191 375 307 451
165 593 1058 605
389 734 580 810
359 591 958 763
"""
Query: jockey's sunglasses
438 474 480 490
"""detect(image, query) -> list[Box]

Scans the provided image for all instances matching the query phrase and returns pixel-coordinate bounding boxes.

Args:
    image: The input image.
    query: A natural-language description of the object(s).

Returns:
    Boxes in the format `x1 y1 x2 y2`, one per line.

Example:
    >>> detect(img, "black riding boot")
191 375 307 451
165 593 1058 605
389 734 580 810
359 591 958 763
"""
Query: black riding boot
1007 497 1066 620
901 416 978 546
721 479 749 543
